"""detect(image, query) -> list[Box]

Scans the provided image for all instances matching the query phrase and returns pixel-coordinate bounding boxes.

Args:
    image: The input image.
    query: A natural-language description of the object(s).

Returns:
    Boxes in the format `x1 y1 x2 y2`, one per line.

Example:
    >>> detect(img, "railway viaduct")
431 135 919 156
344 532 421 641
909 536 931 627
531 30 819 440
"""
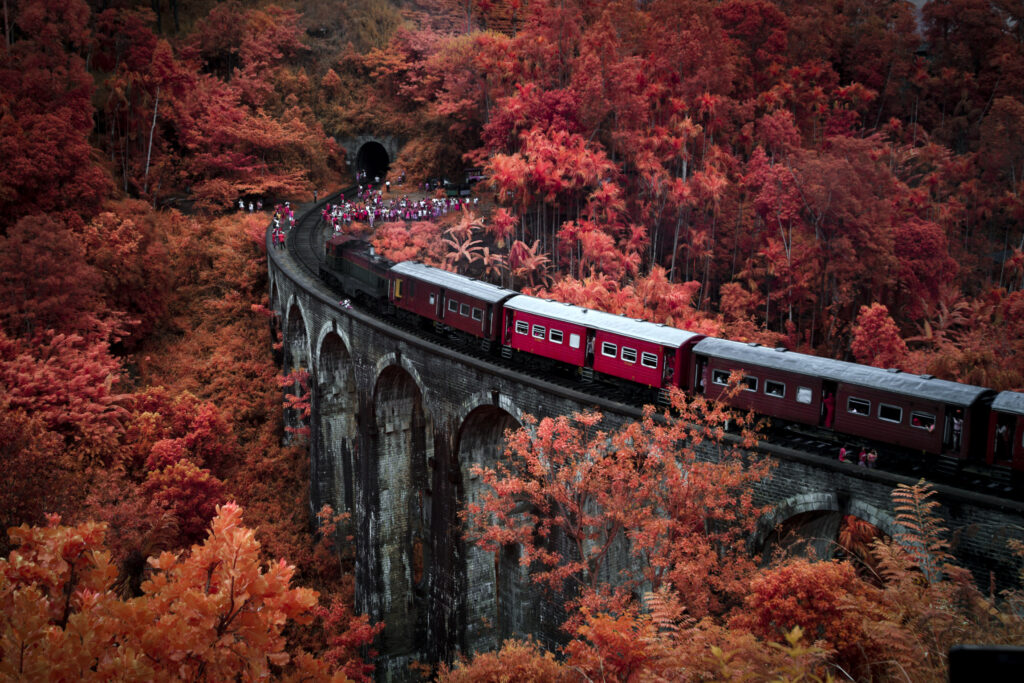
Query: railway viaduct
267 206 1024 679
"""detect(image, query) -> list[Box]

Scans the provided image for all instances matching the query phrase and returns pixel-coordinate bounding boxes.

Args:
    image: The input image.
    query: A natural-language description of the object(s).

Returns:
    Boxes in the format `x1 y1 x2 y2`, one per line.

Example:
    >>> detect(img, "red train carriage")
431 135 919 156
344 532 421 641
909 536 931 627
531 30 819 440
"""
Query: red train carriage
989 391 1024 471
693 338 995 458
389 261 517 342
502 296 704 389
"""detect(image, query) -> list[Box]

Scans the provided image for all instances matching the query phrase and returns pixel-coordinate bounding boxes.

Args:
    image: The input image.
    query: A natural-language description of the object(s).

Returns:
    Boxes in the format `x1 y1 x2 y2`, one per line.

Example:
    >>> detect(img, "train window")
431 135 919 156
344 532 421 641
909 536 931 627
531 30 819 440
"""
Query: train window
471 307 483 321
796 386 812 404
460 303 471 317
641 352 658 369
549 329 563 344
910 412 936 431
532 324 545 339
601 341 617 357
711 370 730 385
515 320 529 335
742 376 758 392
621 347 638 364
569 333 581 349
879 404 903 423
429 294 436 306
394 279 403 298
765 380 785 398
448 299 458 313
847 398 871 416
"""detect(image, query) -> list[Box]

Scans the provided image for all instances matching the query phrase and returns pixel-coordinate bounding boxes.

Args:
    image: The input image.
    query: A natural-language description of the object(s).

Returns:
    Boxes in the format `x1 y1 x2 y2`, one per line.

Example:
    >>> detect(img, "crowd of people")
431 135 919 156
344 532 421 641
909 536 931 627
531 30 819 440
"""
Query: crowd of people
271 202 293 249
320 185 478 234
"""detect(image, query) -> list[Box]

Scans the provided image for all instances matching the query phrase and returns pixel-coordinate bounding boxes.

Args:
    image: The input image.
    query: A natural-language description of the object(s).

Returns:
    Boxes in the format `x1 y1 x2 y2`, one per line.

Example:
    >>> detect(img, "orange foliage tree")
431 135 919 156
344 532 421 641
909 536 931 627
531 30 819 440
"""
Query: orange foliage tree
465 388 772 626
0 503 350 681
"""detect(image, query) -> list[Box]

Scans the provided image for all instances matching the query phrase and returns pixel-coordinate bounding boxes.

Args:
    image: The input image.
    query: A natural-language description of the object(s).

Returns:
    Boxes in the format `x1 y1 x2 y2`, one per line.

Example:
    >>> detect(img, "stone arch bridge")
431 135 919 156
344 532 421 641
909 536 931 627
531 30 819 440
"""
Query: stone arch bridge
267 211 1024 678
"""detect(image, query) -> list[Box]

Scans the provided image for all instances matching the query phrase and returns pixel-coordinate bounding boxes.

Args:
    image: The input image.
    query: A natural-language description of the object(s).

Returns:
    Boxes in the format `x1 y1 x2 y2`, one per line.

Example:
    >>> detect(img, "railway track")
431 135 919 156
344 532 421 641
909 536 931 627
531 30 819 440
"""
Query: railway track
279 189 1021 501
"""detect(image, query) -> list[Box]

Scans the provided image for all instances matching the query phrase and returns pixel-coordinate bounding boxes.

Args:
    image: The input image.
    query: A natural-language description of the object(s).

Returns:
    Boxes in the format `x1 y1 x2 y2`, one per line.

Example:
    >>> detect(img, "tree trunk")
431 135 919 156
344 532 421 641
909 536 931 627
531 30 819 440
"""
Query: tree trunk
144 86 160 194
3 0 11 49
669 213 682 282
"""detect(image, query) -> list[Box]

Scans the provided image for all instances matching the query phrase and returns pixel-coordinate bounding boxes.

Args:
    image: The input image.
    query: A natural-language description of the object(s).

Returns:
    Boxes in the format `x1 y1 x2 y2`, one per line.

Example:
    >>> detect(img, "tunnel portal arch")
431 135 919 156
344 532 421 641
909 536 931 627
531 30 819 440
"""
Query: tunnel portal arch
356 141 390 181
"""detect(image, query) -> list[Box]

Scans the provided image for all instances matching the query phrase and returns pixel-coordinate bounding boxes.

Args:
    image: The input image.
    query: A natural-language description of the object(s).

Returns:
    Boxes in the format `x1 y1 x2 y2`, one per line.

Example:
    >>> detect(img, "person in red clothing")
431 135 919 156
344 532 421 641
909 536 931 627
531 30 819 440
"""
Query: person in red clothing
823 391 836 428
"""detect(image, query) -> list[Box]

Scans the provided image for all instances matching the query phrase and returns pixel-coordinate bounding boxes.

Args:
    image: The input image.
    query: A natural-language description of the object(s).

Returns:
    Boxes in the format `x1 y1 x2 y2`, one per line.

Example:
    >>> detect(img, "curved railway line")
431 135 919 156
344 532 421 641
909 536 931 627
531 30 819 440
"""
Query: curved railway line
278 188 1020 501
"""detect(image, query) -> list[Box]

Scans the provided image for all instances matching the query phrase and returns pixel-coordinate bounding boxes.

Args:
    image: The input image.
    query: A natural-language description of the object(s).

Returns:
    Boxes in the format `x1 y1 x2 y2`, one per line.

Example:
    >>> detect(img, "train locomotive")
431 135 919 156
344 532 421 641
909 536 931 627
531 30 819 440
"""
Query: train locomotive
321 235 1024 479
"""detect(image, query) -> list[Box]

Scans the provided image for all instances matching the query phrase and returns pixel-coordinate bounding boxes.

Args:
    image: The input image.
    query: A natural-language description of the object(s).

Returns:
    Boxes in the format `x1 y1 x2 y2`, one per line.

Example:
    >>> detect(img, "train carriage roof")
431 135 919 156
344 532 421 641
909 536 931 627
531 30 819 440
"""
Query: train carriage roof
390 261 517 304
693 337 993 406
505 295 702 348
993 391 1024 416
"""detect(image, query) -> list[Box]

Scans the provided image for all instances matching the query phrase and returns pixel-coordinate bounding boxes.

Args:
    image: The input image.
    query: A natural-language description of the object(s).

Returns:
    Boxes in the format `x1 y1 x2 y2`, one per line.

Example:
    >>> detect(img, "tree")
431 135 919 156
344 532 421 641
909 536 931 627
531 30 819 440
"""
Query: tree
0 503 352 681
439 638 570 682
0 330 127 461
465 388 772 626
851 303 908 369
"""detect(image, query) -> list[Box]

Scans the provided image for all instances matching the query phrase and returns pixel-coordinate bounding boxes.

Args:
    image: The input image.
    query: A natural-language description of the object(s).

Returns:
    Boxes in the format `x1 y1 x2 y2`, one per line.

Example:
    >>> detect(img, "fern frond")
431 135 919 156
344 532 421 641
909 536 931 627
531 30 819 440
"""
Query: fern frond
890 480 952 584
644 585 686 634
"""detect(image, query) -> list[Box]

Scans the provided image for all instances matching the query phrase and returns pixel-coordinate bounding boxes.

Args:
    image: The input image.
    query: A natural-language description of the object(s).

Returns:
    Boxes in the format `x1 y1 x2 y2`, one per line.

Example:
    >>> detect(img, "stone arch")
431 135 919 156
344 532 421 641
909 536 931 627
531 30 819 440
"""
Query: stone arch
268 279 283 366
455 401 526 655
373 352 429 405
283 297 311 372
454 390 527 427
846 499 897 539
755 493 896 562
270 277 281 313
282 300 311 439
371 364 432 672
755 492 842 561
312 326 357 520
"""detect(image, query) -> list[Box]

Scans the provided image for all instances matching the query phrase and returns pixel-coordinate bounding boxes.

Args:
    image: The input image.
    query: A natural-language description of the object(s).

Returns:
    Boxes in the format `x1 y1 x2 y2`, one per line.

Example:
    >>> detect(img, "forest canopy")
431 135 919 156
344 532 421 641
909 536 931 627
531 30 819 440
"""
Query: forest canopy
2 0 1024 679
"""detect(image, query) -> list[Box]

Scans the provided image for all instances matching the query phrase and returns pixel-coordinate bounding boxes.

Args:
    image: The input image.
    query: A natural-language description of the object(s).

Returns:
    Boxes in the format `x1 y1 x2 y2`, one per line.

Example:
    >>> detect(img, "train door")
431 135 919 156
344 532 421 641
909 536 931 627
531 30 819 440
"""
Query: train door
820 380 838 428
694 356 708 394
503 309 514 345
943 407 964 457
992 414 1016 467
436 288 446 319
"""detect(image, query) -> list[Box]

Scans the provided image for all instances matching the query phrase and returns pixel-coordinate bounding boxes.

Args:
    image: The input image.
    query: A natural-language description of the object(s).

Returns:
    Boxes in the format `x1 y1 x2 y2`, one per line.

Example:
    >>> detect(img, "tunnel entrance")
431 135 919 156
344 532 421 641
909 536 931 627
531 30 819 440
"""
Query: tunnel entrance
356 141 390 181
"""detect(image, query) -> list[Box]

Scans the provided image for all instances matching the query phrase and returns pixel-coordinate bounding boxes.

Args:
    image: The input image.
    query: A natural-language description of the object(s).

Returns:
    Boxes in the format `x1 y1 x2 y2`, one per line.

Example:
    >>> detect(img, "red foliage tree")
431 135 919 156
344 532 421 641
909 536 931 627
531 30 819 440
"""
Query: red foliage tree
851 303 908 369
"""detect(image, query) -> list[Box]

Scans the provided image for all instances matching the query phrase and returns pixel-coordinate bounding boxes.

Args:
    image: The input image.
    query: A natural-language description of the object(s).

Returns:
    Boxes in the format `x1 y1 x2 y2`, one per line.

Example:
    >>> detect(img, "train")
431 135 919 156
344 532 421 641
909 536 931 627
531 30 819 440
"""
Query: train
320 234 1024 478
